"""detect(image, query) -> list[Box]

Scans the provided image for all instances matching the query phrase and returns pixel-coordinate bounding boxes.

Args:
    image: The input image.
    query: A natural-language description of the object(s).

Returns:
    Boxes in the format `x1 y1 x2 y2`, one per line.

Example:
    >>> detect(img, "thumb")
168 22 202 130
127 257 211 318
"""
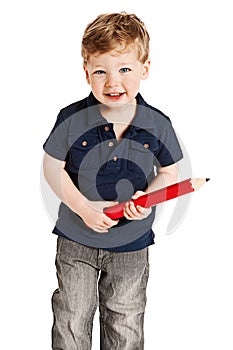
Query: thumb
105 201 119 207
131 191 145 200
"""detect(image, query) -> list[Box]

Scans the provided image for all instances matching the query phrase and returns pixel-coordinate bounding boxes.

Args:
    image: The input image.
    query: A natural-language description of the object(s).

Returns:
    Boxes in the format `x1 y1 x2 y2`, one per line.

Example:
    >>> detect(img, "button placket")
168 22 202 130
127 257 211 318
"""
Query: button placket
107 141 118 165
106 141 120 168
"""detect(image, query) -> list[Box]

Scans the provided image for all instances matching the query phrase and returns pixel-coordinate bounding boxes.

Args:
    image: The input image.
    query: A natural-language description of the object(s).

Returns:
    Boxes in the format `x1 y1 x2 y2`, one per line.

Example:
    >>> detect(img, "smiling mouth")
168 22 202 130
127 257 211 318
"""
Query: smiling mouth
105 92 125 97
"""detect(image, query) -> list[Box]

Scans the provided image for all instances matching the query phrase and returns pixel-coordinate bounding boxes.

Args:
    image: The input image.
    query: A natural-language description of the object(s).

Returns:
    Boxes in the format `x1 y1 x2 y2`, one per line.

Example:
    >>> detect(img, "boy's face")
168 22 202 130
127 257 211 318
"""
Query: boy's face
83 45 150 108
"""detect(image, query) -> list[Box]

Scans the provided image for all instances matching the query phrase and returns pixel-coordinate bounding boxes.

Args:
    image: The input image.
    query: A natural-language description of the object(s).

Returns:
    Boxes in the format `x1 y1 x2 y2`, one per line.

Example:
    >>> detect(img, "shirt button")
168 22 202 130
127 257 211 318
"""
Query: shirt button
143 142 150 149
108 141 114 147
82 140 88 147
104 125 110 132
113 156 118 162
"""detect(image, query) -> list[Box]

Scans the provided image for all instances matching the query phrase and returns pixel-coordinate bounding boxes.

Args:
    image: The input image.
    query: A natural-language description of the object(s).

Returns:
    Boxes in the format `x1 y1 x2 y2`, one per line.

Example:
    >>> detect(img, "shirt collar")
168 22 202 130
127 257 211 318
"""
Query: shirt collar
86 92 105 126
86 92 154 133
133 94 156 132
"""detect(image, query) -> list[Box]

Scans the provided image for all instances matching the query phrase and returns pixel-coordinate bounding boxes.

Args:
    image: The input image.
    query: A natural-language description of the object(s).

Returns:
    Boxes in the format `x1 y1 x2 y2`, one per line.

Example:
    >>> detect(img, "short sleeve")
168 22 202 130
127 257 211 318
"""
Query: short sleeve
154 118 183 167
43 110 69 161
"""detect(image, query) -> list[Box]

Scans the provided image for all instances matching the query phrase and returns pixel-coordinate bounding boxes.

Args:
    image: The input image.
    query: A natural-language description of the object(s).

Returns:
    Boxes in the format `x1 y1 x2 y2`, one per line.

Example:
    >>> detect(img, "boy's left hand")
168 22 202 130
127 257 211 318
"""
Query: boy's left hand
123 191 152 221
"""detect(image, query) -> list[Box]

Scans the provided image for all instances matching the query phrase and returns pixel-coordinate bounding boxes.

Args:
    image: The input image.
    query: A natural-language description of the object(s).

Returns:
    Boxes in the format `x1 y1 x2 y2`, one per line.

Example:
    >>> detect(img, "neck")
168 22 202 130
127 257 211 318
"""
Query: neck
100 99 137 125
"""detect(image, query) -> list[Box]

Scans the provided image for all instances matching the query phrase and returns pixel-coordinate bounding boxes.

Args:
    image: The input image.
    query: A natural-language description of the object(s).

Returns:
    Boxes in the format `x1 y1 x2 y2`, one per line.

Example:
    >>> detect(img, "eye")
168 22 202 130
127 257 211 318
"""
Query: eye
93 70 106 75
119 67 131 73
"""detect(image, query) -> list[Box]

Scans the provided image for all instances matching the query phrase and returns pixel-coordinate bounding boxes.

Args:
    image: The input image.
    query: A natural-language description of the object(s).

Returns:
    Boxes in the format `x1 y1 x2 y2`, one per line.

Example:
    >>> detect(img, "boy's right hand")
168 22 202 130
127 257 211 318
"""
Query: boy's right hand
79 200 119 233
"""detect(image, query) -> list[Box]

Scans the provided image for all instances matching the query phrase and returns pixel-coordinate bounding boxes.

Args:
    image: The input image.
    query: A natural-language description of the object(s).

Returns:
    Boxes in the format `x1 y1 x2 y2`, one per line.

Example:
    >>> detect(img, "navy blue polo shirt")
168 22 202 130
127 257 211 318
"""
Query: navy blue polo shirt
43 92 183 251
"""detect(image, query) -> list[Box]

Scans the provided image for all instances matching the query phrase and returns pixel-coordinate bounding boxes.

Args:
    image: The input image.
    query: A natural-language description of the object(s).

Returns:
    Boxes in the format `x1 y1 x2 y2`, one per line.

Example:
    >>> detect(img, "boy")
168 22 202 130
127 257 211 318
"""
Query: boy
43 12 183 350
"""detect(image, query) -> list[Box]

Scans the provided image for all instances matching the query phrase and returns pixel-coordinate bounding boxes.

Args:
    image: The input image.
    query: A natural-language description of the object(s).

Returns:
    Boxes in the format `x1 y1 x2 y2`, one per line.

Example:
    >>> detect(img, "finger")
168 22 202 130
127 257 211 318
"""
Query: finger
136 206 152 218
124 202 141 220
129 201 142 217
105 220 119 227
123 202 133 220
93 228 109 233
131 191 145 200
105 201 119 207
95 220 112 231
124 202 134 217
136 205 145 214
123 210 134 220
103 214 119 226
94 218 119 233
86 223 108 233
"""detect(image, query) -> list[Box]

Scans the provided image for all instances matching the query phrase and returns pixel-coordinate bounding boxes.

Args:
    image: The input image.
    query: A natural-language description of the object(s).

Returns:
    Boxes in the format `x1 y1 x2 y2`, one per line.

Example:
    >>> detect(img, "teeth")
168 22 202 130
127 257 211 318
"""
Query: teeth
110 93 120 96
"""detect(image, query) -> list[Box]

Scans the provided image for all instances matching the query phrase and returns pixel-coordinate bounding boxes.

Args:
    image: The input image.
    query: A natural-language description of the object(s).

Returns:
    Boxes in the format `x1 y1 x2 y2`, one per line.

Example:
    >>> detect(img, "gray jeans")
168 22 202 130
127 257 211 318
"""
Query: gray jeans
52 236 150 350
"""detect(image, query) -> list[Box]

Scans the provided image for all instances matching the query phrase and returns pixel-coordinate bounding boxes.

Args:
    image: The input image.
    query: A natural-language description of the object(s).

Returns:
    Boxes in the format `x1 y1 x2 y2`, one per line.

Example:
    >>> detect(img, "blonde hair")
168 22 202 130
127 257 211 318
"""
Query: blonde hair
81 12 150 65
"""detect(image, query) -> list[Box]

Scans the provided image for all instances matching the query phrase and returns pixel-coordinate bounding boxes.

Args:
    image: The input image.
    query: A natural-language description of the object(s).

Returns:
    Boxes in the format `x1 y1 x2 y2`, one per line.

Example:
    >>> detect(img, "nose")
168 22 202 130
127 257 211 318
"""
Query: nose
105 72 120 88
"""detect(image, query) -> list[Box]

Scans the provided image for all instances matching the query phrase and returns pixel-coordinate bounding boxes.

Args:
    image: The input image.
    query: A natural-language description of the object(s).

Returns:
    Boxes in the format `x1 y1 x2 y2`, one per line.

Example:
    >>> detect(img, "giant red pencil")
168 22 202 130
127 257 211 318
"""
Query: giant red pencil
103 178 209 220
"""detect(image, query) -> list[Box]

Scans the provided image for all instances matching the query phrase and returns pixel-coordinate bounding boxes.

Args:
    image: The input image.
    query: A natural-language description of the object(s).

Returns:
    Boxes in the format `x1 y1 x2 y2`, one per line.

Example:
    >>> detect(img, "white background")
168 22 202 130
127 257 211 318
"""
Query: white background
1 0 233 349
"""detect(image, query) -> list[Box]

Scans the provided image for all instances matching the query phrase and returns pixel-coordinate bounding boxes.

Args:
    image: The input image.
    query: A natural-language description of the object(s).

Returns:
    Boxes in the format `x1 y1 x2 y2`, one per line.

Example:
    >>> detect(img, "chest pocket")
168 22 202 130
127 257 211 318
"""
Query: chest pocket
67 133 101 171
127 138 158 176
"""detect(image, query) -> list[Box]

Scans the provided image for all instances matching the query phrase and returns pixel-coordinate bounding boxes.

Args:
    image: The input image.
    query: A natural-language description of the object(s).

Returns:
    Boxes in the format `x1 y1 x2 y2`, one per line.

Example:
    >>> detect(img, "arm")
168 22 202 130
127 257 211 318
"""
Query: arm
43 152 119 232
123 163 179 220
145 163 179 193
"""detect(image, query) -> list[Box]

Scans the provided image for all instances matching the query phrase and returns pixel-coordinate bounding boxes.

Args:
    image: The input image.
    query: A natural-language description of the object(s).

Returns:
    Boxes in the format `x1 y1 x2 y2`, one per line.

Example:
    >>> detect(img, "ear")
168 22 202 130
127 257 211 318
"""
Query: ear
141 59 151 80
83 65 91 84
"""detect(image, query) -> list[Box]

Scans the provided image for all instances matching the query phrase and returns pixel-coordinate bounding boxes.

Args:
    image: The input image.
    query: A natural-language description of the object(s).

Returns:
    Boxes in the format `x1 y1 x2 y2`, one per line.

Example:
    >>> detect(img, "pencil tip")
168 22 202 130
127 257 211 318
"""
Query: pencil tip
206 178 210 182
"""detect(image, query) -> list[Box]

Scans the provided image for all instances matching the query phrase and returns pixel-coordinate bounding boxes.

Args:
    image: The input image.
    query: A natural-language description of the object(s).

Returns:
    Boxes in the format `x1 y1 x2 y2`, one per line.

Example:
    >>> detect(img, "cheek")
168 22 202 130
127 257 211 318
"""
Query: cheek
90 79 101 91
128 77 141 90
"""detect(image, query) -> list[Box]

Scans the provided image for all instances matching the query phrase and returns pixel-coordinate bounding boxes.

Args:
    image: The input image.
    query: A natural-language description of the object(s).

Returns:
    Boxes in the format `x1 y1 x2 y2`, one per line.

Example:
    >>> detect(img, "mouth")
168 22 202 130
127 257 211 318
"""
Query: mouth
105 92 125 98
